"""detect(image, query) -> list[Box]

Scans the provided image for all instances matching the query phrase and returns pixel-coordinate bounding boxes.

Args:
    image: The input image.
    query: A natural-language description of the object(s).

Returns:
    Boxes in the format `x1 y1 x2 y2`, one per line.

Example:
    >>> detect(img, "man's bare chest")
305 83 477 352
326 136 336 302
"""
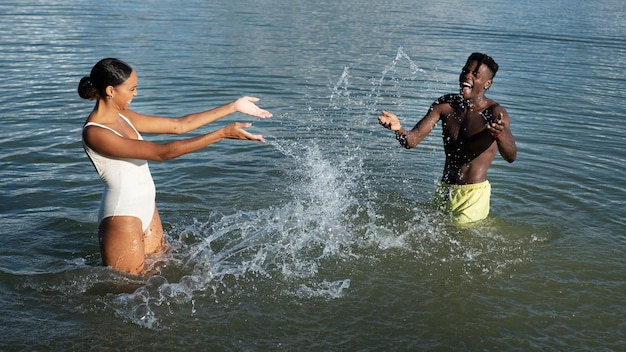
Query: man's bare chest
441 110 490 142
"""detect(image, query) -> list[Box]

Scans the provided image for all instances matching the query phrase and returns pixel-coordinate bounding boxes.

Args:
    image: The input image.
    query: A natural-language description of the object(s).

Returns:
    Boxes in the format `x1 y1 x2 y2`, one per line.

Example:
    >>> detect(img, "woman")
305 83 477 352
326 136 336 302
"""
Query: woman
78 58 272 274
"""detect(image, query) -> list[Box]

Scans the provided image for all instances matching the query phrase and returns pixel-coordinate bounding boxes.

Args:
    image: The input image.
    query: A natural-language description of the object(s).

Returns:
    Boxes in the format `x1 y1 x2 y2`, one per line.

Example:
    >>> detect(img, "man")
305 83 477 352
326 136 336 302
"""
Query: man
378 53 517 224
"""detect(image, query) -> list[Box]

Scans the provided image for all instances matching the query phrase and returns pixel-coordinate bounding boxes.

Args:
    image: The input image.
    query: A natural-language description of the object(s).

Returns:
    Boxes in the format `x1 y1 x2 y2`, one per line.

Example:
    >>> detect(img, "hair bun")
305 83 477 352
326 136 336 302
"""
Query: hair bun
77 76 98 100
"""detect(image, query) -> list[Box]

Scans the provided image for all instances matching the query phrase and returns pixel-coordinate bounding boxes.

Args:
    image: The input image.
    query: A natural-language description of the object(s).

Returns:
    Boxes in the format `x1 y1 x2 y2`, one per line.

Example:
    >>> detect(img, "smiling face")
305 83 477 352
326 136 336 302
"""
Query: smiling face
459 61 494 100
108 70 138 110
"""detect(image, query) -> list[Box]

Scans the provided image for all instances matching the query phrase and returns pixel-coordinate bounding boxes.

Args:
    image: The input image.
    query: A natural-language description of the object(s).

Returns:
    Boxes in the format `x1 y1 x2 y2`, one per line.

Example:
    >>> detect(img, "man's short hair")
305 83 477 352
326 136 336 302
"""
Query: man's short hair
466 53 499 78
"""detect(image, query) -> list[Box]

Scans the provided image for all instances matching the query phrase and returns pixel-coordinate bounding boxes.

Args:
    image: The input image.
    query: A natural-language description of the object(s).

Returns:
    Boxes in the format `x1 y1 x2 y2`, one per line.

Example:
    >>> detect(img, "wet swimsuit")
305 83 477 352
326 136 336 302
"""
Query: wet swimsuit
434 180 491 224
83 114 156 231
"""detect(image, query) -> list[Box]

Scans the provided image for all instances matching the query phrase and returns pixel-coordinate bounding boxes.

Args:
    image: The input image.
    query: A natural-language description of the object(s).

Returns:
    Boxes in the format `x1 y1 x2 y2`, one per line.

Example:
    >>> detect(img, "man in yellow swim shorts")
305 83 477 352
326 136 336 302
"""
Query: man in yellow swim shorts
378 53 517 224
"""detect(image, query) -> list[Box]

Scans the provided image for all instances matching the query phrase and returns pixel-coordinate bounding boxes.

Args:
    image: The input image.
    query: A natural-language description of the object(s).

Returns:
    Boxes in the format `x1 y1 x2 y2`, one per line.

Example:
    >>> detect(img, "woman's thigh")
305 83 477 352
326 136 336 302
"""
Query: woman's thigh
98 216 145 274
144 207 165 255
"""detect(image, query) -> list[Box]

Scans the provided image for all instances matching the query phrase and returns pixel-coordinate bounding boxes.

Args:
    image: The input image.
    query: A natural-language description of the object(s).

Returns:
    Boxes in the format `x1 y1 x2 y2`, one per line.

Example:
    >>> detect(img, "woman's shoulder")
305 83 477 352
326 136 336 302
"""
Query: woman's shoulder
119 109 140 119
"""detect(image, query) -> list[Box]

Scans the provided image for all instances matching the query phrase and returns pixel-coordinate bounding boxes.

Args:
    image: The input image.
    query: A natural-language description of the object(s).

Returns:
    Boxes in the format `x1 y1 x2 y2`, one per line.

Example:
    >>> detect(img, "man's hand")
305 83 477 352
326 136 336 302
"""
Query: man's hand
486 112 504 137
378 110 402 131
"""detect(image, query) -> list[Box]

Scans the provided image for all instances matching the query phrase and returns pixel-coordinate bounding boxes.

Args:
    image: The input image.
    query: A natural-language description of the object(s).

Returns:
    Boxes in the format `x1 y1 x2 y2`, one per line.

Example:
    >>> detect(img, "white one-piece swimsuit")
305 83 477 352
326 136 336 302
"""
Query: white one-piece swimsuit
83 113 156 232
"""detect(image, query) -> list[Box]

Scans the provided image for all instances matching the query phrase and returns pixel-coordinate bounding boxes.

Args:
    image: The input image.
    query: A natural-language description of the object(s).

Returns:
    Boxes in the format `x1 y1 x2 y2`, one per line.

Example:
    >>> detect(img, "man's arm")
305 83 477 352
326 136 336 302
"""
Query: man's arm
378 105 441 149
486 108 516 163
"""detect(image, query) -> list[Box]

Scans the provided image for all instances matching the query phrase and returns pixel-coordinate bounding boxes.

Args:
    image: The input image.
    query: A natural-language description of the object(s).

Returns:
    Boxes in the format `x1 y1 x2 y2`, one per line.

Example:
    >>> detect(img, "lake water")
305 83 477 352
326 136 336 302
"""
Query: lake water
1 0 625 350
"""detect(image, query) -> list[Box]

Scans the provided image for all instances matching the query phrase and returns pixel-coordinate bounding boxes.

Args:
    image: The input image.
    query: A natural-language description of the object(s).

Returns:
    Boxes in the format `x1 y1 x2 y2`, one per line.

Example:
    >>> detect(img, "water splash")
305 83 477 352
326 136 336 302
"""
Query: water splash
328 46 427 117
329 66 351 102
109 137 371 328
376 46 425 87
370 46 426 112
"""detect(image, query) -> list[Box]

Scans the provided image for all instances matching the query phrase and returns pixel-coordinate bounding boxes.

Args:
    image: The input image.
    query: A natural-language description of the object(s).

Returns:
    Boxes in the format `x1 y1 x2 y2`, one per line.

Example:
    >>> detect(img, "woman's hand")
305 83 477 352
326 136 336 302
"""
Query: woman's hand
222 122 265 143
234 96 273 118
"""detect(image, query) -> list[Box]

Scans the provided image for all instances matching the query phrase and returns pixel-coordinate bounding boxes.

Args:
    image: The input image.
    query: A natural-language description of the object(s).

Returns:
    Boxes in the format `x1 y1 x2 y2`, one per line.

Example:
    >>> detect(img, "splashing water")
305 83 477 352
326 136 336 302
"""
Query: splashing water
110 138 371 328
328 46 427 117
376 46 425 88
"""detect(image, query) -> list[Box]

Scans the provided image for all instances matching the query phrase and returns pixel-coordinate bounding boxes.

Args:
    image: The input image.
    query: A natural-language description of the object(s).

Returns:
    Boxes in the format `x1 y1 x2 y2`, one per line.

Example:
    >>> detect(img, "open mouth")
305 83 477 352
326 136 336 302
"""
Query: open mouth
460 81 473 94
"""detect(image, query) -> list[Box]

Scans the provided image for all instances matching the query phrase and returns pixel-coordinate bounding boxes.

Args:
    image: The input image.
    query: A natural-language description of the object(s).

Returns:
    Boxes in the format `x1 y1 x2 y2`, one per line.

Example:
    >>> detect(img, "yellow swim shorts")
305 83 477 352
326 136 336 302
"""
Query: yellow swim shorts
434 180 491 224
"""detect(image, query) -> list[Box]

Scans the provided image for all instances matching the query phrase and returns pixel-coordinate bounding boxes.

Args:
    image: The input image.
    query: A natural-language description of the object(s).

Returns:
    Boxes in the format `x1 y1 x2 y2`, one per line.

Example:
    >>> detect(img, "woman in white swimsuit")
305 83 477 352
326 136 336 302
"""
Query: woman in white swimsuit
78 58 272 274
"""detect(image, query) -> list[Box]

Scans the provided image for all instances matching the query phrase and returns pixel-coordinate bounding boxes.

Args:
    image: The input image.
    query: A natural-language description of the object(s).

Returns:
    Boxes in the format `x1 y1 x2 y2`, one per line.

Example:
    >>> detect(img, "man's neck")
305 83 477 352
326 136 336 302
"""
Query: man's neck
467 94 489 111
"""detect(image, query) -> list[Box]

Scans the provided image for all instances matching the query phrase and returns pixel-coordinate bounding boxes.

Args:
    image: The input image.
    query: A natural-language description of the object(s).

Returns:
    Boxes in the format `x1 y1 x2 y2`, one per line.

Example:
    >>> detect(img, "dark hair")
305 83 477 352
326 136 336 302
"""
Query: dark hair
77 58 133 100
465 53 499 78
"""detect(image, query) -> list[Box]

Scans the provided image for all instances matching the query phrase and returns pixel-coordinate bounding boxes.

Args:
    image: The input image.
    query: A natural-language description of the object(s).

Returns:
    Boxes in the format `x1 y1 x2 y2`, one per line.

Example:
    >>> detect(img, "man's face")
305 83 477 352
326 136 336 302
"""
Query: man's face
459 61 493 99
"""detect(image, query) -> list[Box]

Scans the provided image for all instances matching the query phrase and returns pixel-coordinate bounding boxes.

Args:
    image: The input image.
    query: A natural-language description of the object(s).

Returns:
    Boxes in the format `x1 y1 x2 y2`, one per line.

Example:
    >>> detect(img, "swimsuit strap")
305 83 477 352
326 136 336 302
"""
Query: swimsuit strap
118 113 141 137
83 113 142 140
83 122 123 137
